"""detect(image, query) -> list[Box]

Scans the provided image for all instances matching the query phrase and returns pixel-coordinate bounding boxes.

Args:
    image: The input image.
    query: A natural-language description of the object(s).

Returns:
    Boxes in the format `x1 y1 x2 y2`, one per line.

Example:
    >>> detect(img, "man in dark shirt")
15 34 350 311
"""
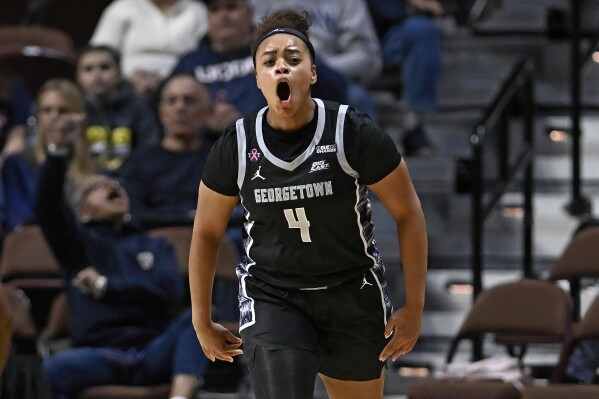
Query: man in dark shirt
121 73 215 225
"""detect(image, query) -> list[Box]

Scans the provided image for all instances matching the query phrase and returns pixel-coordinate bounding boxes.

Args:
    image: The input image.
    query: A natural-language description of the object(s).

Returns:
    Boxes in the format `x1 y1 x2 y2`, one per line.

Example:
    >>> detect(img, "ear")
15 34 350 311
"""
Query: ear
311 64 317 85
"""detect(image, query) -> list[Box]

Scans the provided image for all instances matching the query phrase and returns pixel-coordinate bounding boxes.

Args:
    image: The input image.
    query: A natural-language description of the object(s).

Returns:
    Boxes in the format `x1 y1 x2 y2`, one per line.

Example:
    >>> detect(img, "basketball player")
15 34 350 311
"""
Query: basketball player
189 7 428 399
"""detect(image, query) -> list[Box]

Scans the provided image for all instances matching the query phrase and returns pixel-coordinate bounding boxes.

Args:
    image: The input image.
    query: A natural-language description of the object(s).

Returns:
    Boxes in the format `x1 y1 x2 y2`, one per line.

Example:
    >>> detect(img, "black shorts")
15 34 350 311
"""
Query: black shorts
237 266 393 381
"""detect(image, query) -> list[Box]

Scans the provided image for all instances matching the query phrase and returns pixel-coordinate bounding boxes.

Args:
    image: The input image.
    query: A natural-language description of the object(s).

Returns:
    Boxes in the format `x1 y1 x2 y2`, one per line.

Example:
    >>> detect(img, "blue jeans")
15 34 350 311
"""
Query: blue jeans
44 309 206 399
565 338 599 383
382 15 442 112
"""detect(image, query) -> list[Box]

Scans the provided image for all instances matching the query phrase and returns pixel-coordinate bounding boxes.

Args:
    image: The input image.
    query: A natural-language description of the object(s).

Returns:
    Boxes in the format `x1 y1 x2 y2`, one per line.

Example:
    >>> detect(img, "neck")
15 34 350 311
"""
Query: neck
162 133 202 152
267 99 315 131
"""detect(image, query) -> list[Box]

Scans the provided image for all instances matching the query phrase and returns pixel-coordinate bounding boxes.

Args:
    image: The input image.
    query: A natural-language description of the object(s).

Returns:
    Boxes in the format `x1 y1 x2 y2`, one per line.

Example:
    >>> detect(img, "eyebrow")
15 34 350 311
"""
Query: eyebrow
259 47 302 58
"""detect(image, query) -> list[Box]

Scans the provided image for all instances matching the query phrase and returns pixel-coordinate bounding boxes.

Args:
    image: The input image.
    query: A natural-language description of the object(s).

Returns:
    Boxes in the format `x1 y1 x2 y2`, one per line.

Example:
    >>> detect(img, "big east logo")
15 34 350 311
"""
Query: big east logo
310 160 330 173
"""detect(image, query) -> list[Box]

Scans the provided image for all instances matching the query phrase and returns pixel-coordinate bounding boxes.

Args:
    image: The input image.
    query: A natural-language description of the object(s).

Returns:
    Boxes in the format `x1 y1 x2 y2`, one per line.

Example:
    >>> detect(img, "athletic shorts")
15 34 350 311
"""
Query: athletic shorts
237 266 393 381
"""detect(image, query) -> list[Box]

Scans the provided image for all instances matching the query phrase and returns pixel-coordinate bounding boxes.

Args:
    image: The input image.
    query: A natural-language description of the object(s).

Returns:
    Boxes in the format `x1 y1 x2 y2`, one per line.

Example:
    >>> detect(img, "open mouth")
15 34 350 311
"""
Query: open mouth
107 191 121 200
277 82 291 102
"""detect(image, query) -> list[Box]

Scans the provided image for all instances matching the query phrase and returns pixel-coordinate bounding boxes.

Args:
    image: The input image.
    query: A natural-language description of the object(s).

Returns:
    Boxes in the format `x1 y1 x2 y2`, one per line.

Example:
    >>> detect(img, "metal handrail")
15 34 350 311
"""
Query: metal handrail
469 58 535 360
470 58 535 299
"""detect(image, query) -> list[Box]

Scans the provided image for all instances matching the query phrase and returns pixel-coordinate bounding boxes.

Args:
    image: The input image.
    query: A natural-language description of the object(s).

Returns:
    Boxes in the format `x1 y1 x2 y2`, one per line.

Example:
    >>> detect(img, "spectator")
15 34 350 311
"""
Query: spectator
35 126 207 398
1 79 95 232
171 0 348 134
120 73 244 250
75 45 161 174
252 0 381 119
90 0 209 101
120 74 214 224
367 0 443 156
0 71 33 166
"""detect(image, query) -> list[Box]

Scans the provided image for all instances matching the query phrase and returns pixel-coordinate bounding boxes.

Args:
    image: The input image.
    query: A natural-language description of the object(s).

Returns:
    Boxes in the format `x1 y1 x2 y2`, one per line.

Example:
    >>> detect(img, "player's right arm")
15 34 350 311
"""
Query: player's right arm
189 182 242 362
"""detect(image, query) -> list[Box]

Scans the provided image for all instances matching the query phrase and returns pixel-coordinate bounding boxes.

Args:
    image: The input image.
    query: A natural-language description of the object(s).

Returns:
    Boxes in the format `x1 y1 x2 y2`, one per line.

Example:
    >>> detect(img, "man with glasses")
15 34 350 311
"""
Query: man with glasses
35 117 208 399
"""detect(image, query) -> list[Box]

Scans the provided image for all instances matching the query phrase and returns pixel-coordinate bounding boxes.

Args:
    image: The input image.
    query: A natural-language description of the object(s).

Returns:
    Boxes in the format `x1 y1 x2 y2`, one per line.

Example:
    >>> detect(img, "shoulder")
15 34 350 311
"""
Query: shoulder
179 38 214 65
316 99 376 134
345 106 378 134
215 123 240 149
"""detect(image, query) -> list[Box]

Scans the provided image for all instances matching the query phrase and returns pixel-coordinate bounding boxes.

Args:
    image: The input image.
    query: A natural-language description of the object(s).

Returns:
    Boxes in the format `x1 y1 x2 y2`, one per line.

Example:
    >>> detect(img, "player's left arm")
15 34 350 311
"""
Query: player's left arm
368 159 428 362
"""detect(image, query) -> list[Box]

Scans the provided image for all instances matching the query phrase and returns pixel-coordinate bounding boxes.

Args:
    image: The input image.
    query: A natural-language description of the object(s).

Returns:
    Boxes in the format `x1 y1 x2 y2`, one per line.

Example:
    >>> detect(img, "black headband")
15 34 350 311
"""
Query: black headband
252 27 316 66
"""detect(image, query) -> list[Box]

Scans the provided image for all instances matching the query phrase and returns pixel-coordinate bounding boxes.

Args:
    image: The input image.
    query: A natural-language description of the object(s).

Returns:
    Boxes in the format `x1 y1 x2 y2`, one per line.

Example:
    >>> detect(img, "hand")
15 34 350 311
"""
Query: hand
44 112 85 150
206 90 242 133
408 0 443 16
72 266 103 295
379 306 423 362
195 321 243 362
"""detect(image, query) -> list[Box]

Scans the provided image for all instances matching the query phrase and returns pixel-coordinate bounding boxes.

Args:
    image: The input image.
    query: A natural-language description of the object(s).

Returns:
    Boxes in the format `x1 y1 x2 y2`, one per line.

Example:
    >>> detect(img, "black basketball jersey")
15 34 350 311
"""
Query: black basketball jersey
234 99 391 289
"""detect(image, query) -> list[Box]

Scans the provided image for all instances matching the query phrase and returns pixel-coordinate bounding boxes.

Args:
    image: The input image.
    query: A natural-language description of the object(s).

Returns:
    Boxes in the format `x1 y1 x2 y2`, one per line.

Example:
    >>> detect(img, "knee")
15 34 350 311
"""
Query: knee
405 16 441 40
399 16 442 45
44 356 74 397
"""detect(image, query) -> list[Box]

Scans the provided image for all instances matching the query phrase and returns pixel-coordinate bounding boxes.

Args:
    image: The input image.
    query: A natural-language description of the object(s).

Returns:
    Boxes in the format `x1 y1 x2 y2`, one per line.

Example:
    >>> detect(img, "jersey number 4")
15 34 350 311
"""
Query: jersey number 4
284 207 311 242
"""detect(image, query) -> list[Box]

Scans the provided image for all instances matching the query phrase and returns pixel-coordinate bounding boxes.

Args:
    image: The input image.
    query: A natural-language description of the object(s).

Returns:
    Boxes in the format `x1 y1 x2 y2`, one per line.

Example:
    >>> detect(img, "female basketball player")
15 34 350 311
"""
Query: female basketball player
189 8 428 399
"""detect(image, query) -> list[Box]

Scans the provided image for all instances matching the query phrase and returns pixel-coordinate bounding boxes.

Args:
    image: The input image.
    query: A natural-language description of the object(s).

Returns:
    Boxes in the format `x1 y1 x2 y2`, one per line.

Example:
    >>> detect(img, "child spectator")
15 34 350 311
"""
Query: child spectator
76 45 161 174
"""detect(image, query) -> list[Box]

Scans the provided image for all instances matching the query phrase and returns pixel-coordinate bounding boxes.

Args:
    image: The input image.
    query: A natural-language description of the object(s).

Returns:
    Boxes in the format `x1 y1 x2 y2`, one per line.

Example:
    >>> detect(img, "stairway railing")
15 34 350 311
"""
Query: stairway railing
470 58 535 359
470 58 535 298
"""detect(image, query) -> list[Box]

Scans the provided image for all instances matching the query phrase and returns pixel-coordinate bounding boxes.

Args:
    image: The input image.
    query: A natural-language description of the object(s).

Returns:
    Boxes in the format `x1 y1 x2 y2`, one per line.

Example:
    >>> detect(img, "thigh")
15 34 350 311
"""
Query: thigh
239 276 322 398
320 369 385 399
313 270 392 381
44 347 133 396
239 275 319 353
136 309 206 384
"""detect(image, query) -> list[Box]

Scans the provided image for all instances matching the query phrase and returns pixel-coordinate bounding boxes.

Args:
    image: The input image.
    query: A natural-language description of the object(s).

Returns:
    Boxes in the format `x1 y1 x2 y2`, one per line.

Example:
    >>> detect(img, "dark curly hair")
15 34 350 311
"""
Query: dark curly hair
253 8 312 42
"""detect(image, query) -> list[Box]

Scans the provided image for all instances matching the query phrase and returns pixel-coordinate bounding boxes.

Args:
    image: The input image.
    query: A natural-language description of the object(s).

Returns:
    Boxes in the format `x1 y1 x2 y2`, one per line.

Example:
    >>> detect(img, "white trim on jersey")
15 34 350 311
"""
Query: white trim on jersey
352 181 378 267
334 104 359 179
236 119 257 273
238 274 256 331
255 98 327 171
369 268 389 327
335 105 378 268
236 118 247 189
